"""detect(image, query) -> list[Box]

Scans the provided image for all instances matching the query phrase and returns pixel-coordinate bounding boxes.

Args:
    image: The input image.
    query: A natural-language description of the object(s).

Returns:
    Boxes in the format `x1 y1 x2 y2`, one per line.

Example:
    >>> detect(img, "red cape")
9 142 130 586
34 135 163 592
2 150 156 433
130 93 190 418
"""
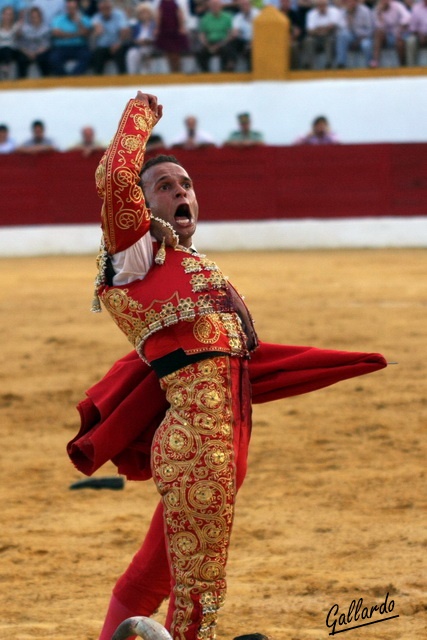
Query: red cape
67 341 387 480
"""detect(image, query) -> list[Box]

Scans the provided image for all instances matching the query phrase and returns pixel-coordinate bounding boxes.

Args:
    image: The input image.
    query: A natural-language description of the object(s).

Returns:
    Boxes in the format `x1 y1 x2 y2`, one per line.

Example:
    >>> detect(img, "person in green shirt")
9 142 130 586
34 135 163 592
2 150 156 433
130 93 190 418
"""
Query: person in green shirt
224 112 265 146
196 0 235 71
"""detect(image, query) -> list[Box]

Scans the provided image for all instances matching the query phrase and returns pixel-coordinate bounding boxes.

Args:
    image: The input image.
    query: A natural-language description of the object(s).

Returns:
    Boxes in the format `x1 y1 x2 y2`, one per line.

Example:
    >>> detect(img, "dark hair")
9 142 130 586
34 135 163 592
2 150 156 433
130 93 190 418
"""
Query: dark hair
313 115 328 126
0 124 8 133
32 120 44 128
140 154 183 178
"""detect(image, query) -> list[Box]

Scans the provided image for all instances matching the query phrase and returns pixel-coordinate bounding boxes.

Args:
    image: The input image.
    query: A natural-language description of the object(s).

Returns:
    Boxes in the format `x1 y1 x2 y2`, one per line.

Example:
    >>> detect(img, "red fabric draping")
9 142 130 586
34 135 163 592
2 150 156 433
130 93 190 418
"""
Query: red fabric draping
67 342 387 480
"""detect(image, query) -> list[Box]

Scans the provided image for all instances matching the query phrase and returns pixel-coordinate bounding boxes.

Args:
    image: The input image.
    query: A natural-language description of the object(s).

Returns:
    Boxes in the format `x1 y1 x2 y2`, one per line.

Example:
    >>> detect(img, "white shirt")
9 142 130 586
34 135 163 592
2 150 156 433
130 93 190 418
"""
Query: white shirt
232 8 260 42
307 6 341 31
111 234 197 285
171 129 215 147
0 138 16 153
111 234 154 285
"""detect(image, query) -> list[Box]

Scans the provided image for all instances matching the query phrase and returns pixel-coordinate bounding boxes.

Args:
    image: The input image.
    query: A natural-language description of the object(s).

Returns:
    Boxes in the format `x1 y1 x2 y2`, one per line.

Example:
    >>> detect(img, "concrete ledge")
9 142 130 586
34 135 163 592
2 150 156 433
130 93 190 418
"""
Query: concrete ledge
1 217 426 257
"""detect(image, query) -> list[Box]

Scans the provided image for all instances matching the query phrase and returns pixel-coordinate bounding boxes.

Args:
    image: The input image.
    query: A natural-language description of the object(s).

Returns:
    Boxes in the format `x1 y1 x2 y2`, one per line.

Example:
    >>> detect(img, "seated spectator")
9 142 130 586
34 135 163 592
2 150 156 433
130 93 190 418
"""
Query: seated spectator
16 6 51 78
196 0 235 72
0 123 16 152
125 1 155 74
294 115 339 144
171 115 216 149
224 112 264 147
229 0 259 70
0 5 23 79
49 0 92 76
26 0 65 26
91 0 131 75
68 125 106 156
278 0 303 69
369 0 411 67
335 0 374 68
302 0 341 69
406 0 427 66
153 0 189 73
16 119 57 153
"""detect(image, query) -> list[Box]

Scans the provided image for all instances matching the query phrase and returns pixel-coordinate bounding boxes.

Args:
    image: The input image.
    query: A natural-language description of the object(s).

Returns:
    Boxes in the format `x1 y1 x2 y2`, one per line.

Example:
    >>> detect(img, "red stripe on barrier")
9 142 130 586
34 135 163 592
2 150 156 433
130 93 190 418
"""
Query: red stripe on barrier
1 144 426 227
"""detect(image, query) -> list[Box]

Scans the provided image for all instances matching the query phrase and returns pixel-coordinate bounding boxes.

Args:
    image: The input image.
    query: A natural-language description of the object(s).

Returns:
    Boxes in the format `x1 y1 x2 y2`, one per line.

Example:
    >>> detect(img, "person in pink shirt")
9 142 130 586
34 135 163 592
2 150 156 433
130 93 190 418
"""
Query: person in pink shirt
369 0 411 67
406 0 427 65
294 115 340 145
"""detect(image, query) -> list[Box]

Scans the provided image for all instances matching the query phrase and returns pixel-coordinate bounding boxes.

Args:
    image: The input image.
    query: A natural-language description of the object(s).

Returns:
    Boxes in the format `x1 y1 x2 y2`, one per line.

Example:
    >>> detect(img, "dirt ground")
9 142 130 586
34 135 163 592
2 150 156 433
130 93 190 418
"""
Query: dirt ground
1 248 426 640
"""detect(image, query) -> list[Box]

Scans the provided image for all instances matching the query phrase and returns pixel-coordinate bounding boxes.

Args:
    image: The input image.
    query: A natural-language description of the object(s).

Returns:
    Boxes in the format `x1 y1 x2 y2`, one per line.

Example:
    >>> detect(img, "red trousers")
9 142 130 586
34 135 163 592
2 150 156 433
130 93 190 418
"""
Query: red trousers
101 356 252 640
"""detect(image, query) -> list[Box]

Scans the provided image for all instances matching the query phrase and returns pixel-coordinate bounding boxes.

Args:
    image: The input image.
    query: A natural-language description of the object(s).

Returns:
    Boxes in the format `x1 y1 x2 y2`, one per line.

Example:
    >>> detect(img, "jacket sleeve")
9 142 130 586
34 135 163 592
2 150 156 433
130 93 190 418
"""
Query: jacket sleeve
95 98 155 255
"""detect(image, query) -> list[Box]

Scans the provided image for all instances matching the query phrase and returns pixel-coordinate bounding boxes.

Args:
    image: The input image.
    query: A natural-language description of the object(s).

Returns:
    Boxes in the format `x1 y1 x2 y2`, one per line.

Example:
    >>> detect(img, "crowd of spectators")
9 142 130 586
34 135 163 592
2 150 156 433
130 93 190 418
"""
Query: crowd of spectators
0 0 427 78
0 119 57 152
0 112 267 152
0 0 259 77
0 113 341 152
0 119 105 152
281 0 427 68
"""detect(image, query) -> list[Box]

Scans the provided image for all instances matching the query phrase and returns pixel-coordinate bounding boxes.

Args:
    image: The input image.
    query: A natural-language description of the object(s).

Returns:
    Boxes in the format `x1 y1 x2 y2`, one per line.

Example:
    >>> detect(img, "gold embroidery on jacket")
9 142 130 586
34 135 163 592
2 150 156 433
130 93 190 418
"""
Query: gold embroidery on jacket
100 251 249 361
97 101 154 255
190 271 227 292
100 293 247 358
182 256 219 273
132 112 150 132
193 316 221 344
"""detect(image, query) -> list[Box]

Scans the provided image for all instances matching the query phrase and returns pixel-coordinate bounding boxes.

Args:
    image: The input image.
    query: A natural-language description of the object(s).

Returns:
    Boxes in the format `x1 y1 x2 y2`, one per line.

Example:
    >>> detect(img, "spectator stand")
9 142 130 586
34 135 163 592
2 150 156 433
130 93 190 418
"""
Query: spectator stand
0 7 427 89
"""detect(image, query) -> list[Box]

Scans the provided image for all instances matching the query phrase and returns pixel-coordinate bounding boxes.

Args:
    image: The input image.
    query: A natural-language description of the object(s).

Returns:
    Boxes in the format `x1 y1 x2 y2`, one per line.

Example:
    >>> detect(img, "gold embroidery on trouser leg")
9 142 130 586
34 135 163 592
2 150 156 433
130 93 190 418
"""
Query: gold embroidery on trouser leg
151 357 236 640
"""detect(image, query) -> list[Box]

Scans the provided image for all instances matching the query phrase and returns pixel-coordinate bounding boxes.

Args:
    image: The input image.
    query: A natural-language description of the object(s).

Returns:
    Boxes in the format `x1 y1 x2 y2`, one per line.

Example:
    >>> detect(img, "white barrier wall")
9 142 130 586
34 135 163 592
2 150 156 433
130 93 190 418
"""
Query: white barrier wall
1 77 427 254
2 77 427 150
1 218 426 257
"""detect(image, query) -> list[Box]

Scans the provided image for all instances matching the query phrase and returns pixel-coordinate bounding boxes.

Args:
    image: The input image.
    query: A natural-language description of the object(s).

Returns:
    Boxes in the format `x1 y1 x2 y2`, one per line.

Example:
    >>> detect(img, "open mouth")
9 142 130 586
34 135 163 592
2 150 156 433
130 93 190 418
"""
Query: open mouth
174 204 192 227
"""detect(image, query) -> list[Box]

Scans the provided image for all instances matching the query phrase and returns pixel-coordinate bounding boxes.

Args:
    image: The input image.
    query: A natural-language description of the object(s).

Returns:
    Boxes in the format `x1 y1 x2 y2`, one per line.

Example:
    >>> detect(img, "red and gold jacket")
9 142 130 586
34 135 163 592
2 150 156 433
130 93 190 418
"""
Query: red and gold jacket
98 245 255 365
94 98 257 367
96 98 154 255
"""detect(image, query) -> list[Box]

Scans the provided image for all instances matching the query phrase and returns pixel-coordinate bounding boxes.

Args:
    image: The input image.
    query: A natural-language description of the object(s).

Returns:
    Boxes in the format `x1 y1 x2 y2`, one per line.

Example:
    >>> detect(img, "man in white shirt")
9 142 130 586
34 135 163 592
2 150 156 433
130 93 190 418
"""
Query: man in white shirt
302 0 341 68
171 115 216 149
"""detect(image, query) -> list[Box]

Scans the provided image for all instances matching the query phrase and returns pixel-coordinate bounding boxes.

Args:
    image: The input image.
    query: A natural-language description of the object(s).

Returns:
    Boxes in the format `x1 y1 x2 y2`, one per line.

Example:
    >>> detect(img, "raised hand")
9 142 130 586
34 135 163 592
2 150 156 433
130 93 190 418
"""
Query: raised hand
135 91 163 125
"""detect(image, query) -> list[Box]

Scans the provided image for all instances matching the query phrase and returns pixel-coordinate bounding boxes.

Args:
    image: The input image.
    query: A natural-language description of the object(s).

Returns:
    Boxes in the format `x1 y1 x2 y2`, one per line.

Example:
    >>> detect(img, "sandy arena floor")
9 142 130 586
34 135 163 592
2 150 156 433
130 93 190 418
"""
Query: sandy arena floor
1 249 426 640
